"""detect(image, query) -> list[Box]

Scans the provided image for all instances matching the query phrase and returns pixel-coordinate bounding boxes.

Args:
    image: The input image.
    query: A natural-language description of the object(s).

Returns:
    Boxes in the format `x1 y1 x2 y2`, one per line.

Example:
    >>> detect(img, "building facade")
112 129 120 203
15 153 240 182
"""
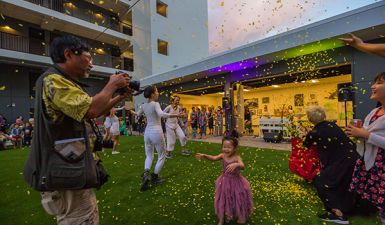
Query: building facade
141 1 385 137
0 0 209 121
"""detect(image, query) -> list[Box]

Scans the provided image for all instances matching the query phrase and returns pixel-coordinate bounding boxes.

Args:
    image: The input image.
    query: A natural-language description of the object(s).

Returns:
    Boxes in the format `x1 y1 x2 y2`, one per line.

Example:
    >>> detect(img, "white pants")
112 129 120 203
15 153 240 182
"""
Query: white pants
144 129 166 174
166 124 187 151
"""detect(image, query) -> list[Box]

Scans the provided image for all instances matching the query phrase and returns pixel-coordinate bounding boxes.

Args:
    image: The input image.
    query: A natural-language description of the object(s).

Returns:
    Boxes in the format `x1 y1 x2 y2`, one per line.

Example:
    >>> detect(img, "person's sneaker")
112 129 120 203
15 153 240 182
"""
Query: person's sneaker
151 173 165 185
112 151 120 155
181 149 190 156
318 212 349 224
165 152 173 159
140 170 151 192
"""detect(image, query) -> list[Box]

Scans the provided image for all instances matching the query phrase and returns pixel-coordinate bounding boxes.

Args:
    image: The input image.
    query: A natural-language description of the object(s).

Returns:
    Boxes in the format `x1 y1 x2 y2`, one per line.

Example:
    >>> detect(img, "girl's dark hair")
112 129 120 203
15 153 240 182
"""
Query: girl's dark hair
50 35 90 63
222 135 239 148
144 85 157 98
374 72 385 82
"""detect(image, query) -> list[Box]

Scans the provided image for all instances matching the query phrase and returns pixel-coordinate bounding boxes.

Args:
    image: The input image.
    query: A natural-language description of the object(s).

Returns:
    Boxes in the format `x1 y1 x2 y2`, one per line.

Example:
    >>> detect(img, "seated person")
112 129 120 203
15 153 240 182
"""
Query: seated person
303 106 358 224
0 130 11 150
22 122 33 146
10 123 22 148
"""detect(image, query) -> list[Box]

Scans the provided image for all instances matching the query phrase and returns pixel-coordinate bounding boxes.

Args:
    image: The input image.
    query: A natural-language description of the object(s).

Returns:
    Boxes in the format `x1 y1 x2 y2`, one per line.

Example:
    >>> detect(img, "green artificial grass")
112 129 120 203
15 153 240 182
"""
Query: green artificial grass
0 136 381 225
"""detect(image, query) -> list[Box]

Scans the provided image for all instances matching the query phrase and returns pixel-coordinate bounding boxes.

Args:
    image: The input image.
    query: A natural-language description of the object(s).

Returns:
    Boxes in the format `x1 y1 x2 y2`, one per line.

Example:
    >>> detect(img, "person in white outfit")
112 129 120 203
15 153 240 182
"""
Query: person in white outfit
163 96 189 159
104 107 124 154
134 85 180 191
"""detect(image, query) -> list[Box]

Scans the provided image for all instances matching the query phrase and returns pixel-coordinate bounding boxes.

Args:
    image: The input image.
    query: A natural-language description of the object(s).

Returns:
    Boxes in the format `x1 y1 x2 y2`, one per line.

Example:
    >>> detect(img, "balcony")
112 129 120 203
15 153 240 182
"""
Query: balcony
0 31 48 55
0 0 132 48
25 0 122 32
0 31 133 71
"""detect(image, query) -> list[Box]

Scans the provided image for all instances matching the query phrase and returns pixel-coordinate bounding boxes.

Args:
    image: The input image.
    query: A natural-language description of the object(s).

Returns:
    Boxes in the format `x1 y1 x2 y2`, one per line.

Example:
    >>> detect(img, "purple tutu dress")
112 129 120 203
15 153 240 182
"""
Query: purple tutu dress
215 160 254 223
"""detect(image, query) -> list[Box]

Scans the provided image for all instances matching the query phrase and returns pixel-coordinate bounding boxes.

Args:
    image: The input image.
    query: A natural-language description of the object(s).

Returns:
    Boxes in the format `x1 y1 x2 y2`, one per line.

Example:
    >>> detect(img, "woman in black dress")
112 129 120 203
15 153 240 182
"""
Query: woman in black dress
303 106 358 224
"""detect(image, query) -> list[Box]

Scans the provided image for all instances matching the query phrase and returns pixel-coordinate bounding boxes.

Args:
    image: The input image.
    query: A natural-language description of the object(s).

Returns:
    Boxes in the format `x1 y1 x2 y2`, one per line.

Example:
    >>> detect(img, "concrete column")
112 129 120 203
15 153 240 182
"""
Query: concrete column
235 83 244 134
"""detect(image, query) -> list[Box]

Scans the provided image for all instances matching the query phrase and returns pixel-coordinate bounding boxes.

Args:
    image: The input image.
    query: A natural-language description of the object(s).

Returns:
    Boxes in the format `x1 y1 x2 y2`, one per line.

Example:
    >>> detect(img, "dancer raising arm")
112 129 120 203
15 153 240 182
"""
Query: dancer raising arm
133 85 181 191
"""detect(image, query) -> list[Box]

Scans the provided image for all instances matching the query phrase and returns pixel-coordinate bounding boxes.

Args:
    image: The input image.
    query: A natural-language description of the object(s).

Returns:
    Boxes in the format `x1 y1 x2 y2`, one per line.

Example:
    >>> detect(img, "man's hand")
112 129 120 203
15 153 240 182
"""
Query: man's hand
339 33 364 48
107 73 130 91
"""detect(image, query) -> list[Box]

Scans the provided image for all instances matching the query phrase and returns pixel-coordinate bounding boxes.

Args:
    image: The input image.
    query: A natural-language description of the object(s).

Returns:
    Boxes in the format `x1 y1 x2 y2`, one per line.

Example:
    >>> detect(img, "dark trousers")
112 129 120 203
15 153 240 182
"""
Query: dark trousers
314 161 356 213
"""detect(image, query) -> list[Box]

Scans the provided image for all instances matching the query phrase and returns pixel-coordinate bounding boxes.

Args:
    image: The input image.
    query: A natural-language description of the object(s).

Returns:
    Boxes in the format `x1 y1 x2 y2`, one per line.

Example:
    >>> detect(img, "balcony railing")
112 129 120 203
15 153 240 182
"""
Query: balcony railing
24 0 122 32
92 55 133 71
0 31 133 71
0 32 30 53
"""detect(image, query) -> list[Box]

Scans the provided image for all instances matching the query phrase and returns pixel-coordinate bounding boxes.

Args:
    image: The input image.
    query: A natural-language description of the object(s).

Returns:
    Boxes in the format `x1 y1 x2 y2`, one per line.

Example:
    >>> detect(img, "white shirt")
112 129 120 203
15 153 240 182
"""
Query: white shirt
163 105 181 129
104 115 120 135
137 101 172 130
357 107 385 170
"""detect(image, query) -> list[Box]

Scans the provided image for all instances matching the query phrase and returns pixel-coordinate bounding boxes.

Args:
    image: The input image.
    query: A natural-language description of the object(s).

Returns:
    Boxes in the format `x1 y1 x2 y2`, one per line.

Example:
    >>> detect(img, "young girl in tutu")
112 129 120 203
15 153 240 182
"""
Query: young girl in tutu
196 136 254 225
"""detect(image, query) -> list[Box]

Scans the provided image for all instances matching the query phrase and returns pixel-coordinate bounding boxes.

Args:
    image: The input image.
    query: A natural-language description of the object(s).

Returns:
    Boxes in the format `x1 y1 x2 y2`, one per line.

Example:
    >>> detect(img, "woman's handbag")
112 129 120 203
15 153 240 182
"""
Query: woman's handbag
102 139 113 148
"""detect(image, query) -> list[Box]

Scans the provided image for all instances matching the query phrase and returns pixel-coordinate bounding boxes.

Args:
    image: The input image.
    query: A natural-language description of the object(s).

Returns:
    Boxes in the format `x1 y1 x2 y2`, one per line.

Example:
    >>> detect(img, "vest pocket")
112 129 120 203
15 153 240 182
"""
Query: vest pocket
54 138 86 163
48 165 86 189
47 152 86 189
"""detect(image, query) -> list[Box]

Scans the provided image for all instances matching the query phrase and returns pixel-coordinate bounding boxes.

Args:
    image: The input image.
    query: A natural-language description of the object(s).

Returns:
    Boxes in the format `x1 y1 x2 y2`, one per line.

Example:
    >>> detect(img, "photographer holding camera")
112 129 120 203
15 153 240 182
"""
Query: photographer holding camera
23 35 132 225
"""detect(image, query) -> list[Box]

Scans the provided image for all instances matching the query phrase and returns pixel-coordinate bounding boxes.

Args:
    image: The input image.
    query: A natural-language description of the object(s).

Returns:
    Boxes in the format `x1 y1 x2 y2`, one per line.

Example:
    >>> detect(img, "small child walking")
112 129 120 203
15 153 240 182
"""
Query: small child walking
196 136 254 225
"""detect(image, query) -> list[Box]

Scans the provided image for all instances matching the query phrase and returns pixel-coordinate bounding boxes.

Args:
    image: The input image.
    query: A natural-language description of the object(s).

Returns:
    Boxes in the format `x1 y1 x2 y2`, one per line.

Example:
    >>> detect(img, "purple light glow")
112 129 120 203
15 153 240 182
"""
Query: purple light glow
208 59 259 75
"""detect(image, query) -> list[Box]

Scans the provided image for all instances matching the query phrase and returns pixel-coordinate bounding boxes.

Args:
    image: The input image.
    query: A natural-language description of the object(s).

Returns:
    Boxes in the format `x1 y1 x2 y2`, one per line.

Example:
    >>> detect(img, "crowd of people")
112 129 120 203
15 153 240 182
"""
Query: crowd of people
0 115 34 150
14 33 385 225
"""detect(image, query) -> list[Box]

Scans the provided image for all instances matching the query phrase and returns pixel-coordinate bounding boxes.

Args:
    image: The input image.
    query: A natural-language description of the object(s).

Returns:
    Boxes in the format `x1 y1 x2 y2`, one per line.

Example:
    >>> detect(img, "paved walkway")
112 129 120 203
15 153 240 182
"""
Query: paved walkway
129 132 291 151
188 135 291 151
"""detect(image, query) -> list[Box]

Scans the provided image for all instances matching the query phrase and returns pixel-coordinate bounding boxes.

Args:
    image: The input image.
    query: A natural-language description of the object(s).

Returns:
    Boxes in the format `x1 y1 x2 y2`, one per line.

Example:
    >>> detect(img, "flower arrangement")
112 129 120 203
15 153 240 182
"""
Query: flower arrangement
285 114 301 138
285 114 312 138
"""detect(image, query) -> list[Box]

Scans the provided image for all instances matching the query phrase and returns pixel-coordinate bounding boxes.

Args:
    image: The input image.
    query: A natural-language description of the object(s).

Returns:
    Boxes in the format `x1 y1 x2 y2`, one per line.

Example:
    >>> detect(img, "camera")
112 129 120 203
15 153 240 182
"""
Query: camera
115 71 141 95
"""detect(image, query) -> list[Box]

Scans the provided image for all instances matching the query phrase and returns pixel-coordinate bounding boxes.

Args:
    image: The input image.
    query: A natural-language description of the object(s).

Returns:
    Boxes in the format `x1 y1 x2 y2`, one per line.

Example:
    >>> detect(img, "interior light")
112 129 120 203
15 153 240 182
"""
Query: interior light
94 13 104 19
95 48 105 54
272 85 280 88
64 2 77 9
0 25 18 33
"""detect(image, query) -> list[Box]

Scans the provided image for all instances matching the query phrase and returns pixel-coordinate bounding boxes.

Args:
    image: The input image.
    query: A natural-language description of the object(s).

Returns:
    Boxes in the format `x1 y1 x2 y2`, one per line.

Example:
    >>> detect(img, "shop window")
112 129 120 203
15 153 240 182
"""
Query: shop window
157 39 168 55
156 0 168 17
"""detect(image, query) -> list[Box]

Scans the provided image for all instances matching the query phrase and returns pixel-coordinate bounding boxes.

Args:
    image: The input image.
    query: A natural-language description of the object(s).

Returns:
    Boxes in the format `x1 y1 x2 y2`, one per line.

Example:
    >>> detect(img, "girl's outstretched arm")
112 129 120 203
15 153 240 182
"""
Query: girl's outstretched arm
225 156 245 173
195 153 223 161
